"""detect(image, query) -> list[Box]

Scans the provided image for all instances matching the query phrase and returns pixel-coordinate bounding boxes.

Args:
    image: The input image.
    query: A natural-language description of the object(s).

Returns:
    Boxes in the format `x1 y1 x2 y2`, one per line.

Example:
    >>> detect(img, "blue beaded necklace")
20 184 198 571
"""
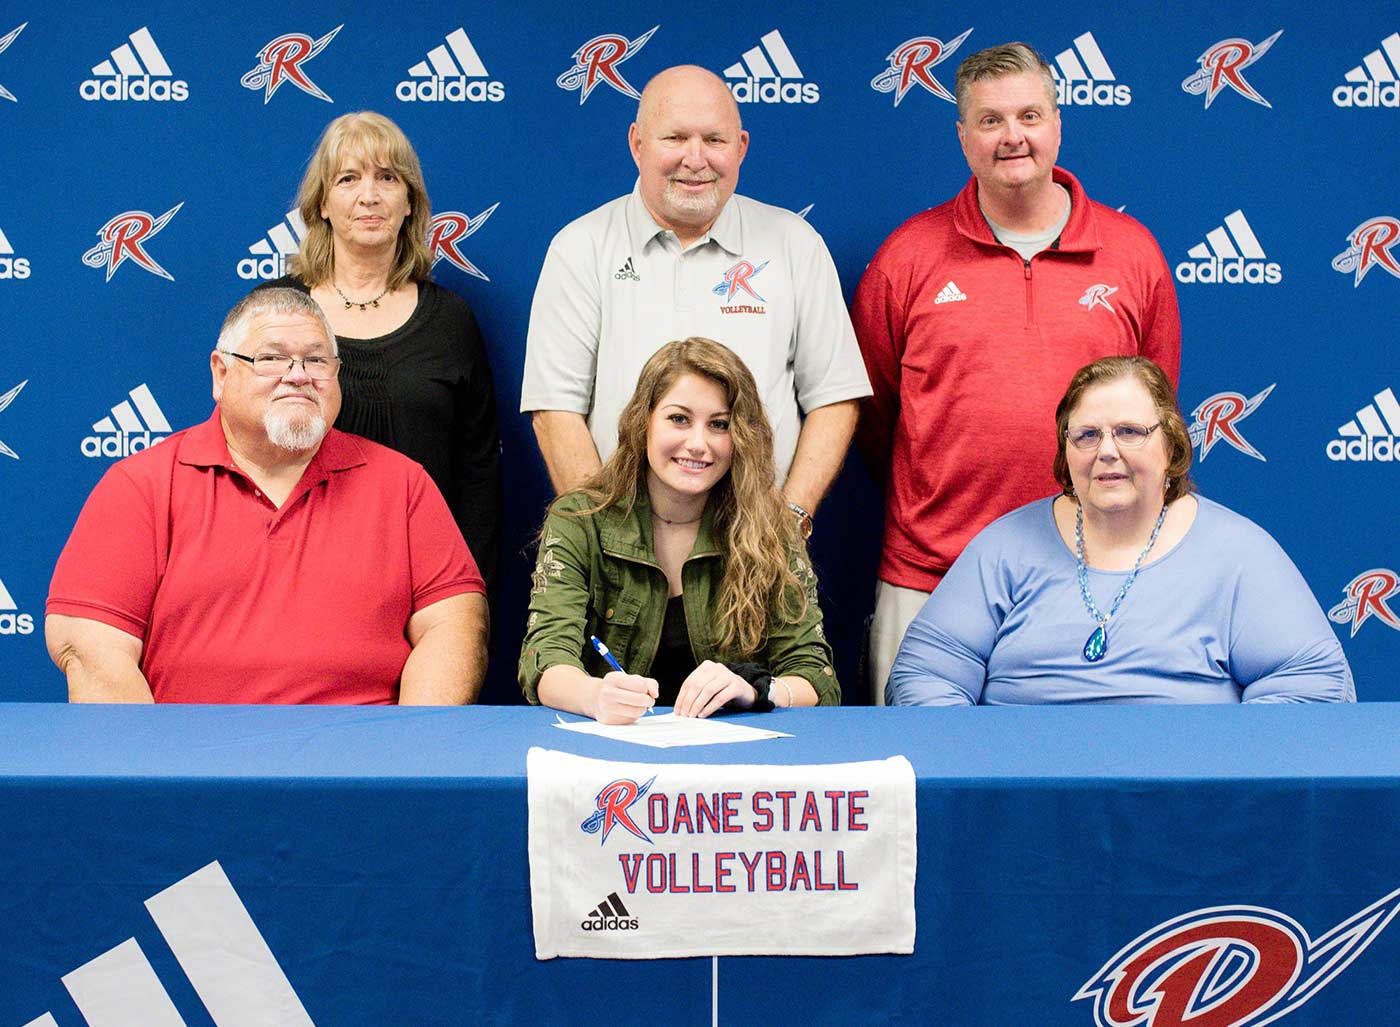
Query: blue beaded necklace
1075 502 1168 662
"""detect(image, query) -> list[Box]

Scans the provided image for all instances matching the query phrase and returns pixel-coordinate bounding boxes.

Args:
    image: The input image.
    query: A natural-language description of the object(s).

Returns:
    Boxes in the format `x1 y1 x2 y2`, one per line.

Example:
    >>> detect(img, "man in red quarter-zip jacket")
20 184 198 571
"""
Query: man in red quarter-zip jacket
852 42 1180 703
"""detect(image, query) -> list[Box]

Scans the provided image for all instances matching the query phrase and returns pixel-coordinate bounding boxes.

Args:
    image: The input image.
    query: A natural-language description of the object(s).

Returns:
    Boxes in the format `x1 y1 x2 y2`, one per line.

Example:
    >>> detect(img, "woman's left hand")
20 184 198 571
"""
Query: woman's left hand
674 660 757 719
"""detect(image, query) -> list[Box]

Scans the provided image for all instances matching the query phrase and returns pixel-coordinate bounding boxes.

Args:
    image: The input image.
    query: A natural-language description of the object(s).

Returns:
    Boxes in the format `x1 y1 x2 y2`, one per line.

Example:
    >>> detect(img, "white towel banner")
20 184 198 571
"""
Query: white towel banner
527 747 916 959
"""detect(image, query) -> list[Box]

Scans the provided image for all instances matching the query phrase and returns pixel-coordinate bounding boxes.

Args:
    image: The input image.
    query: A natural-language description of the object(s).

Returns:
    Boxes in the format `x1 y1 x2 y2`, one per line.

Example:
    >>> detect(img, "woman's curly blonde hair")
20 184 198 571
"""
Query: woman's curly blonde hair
568 337 805 657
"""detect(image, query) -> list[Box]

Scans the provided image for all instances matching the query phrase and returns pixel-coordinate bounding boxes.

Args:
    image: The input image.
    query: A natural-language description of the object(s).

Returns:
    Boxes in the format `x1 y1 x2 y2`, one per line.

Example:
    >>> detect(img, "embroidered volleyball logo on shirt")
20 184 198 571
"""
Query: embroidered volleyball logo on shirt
713 259 768 314
1078 283 1118 313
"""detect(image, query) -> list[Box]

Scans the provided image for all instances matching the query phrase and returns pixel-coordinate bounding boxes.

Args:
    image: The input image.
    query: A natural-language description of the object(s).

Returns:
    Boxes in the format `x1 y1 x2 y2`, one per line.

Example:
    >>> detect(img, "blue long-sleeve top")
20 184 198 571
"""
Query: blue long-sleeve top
887 496 1355 706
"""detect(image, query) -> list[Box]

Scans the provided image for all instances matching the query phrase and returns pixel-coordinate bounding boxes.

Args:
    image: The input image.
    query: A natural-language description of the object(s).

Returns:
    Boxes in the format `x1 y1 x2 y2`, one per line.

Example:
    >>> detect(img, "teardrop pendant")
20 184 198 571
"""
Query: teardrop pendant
1083 623 1108 662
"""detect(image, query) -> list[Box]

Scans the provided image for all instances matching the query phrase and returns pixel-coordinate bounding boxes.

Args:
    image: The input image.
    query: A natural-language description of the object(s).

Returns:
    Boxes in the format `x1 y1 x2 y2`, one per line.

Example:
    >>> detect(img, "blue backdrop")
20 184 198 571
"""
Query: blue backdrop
0 1 1395 701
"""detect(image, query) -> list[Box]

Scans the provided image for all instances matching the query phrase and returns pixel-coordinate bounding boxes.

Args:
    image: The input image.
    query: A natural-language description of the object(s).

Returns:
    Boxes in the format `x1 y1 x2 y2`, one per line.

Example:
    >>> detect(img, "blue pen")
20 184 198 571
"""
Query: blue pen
589 635 652 715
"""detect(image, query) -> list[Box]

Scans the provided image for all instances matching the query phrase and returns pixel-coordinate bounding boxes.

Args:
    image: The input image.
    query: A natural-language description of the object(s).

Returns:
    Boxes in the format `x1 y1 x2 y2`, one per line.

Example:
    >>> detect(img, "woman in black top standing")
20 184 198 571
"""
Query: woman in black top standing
259 110 502 595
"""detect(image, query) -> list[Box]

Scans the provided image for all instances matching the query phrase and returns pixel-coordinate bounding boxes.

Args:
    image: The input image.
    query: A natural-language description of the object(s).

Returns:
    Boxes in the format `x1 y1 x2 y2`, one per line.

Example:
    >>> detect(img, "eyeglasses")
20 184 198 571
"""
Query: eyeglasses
220 351 341 381
1065 422 1162 450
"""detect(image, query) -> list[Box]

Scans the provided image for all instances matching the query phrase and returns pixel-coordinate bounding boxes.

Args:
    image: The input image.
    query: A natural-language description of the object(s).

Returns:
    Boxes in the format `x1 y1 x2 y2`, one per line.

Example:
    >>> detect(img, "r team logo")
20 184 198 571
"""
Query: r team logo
1078 284 1118 313
429 205 498 281
82 384 172 459
1075 887 1400 1026
238 209 307 281
1329 570 1400 637
240 25 341 104
0 574 34 636
580 776 655 845
1334 32 1400 108
870 29 972 107
398 27 504 103
0 224 31 279
725 29 819 104
1052 32 1132 107
1188 383 1275 462
83 204 183 282
1332 216 1400 287
0 21 27 103
80 26 188 102
1328 386 1400 462
1176 209 1282 285
1182 30 1282 109
556 26 658 104
713 259 769 314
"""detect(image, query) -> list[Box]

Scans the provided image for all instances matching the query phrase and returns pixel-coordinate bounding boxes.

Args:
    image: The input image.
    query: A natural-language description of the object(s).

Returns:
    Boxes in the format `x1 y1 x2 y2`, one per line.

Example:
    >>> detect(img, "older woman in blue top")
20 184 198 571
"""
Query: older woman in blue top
888 356 1354 705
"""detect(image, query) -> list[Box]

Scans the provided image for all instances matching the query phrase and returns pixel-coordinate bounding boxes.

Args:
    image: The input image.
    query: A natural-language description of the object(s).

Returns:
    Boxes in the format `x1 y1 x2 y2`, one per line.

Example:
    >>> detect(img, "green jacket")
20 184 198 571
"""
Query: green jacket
518 490 840 705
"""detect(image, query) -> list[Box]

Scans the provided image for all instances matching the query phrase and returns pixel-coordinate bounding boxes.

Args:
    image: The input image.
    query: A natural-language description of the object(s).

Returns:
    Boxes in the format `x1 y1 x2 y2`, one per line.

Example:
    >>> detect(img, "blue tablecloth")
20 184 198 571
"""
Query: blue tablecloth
3 703 1398 1025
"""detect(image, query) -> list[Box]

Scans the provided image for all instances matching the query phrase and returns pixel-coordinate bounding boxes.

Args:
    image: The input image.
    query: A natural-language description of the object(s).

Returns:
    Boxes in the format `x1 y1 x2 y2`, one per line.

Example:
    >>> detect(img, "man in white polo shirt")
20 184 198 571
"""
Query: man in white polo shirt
522 64 870 536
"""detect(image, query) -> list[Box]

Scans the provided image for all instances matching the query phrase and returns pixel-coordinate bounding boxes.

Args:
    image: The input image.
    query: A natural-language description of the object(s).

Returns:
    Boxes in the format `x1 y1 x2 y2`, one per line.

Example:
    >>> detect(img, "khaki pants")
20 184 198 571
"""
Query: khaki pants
868 580 932 706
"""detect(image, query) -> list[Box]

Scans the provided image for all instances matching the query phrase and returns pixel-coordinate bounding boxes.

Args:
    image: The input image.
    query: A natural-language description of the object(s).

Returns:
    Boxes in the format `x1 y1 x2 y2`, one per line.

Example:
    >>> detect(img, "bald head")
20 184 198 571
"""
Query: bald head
635 65 743 134
628 65 749 247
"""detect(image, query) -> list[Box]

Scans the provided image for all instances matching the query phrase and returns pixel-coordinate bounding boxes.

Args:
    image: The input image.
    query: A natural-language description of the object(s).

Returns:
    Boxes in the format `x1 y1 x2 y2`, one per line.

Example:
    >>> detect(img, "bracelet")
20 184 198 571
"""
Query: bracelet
785 501 814 541
773 677 795 708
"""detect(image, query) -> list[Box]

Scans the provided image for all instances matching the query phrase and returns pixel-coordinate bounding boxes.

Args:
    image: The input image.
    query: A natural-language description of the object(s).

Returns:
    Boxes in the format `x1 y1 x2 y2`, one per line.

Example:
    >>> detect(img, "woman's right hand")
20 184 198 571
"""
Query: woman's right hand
593 671 659 724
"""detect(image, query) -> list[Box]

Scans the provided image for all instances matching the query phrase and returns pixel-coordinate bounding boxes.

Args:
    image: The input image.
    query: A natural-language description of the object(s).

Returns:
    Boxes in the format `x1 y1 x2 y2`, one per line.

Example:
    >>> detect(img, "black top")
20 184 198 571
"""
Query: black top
257 276 503 596
649 595 696 707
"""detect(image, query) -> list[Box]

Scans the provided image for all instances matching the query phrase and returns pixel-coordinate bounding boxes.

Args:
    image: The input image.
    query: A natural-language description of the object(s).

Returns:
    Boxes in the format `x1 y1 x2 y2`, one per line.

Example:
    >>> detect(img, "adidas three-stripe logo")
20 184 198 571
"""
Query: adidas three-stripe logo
1343 33 1400 85
725 30 803 81
1329 387 1400 461
1188 210 1267 260
33 862 312 1026
238 209 307 280
1335 32 1400 107
91 26 172 78
588 892 632 920
724 30 820 103
250 209 307 260
396 27 503 102
1339 388 1400 439
93 384 172 435
0 225 14 254
408 28 489 78
934 281 967 304
1050 32 1132 106
1053 32 1115 82
1176 210 1282 284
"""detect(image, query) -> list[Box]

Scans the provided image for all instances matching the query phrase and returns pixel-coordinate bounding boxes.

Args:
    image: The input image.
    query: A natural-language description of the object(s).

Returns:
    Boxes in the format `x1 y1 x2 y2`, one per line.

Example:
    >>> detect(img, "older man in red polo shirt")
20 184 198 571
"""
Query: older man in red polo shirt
46 288 488 705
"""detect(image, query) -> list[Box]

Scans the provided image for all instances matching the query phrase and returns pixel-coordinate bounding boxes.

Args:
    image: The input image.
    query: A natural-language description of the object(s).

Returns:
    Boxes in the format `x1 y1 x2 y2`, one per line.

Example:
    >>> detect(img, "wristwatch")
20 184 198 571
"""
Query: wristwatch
786 500 814 540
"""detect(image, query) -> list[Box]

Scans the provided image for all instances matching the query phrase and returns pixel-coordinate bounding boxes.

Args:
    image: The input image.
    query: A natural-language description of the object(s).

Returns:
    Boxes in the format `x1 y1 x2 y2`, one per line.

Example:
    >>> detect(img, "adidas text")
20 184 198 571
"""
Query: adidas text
729 79 820 104
0 257 30 279
0 612 34 635
395 77 504 102
1333 82 1400 107
80 76 188 102
1327 437 1395 461
81 431 168 458
1175 258 1282 285
1055 81 1131 106
237 254 289 281
579 916 639 931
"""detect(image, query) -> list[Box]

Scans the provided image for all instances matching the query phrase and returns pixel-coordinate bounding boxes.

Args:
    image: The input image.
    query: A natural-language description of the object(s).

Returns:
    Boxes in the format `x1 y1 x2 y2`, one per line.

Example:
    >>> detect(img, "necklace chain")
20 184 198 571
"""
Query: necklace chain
1075 502 1167 661
652 509 703 526
333 281 389 311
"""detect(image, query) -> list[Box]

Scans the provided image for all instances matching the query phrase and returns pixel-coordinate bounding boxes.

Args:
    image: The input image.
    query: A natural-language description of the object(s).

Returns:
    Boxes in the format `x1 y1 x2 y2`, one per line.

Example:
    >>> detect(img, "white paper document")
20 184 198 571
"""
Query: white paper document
552 712 792 748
